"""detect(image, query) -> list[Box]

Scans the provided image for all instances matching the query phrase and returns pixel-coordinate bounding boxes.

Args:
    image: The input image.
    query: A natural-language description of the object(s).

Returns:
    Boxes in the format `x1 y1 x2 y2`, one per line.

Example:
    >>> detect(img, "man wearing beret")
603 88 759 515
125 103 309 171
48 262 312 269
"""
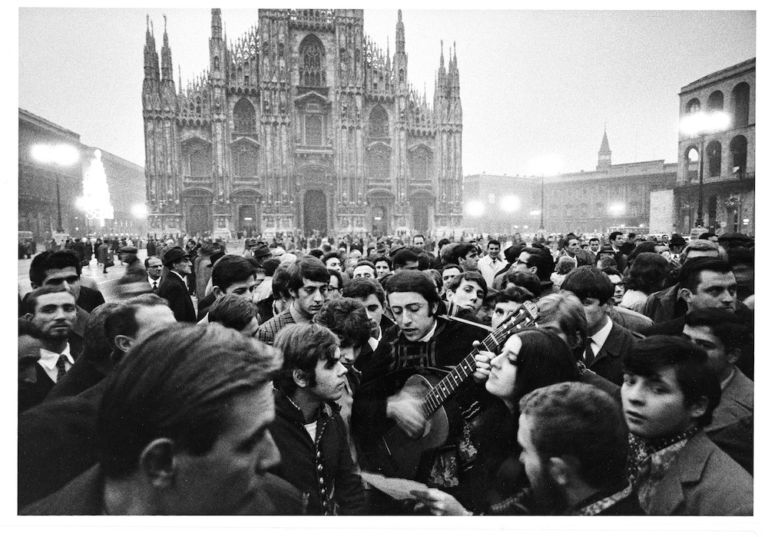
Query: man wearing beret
158 246 196 322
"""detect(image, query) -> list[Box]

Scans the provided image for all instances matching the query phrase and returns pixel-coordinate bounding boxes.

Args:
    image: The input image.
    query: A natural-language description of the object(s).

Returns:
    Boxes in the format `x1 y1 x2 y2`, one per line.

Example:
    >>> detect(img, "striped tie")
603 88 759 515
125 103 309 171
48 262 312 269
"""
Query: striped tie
56 354 69 383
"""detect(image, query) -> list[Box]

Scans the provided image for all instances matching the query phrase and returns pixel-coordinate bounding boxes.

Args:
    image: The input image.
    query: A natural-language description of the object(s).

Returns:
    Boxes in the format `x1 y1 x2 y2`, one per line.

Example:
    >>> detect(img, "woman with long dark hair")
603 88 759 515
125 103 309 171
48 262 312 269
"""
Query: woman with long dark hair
414 328 579 514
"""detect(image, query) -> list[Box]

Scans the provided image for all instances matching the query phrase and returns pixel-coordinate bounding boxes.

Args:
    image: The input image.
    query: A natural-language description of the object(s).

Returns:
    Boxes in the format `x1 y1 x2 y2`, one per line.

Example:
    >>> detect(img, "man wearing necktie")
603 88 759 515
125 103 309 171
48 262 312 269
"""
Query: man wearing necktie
561 267 639 386
145 256 163 293
19 285 79 412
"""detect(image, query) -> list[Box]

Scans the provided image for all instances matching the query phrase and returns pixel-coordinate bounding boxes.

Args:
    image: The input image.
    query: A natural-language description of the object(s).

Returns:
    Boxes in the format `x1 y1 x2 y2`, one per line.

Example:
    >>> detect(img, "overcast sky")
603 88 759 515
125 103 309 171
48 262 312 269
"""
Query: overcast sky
18 5 756 176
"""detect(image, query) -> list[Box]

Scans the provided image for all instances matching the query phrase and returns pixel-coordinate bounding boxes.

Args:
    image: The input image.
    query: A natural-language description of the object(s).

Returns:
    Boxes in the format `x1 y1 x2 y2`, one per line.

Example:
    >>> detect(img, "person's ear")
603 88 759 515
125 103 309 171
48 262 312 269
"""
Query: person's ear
445 289 455 301
114 334 134 353
212 286 224 299
529 266 538 275
678 287 693 305
139 438 176 488
688 396 708 421
727 348 742 366
293 368 309 388
547 457 572 487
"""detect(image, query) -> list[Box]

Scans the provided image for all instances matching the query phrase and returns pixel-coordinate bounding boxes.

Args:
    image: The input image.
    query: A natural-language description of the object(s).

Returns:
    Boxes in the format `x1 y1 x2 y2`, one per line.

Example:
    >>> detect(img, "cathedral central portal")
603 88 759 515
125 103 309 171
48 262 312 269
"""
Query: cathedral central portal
303 190 328 235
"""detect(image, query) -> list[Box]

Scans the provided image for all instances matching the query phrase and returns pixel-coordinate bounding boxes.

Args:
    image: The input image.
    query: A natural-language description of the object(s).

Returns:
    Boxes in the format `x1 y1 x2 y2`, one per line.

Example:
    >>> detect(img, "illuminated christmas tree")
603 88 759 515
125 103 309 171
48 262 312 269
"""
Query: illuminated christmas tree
77 149 114 228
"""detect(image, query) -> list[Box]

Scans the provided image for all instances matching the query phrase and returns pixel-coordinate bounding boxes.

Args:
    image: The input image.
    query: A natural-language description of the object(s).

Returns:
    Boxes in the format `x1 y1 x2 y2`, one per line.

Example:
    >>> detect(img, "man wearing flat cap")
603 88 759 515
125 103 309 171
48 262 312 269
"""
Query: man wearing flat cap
158 246 196 322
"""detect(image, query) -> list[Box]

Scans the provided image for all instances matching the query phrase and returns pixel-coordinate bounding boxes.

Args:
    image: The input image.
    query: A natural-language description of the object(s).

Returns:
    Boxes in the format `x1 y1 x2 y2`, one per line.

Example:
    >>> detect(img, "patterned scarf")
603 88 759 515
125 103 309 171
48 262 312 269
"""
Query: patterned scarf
627 427 700 511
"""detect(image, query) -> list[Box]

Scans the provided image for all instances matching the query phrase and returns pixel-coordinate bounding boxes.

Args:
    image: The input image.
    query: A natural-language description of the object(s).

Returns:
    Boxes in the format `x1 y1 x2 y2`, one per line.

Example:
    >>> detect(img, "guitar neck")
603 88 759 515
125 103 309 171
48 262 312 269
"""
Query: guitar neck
420 327 508 418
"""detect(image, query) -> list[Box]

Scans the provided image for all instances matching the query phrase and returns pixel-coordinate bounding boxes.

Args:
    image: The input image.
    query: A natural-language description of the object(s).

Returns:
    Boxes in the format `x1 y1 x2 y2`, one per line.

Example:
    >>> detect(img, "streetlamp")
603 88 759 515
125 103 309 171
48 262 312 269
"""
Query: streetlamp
31 143 80 233
527 154 563 232
679 111 730 228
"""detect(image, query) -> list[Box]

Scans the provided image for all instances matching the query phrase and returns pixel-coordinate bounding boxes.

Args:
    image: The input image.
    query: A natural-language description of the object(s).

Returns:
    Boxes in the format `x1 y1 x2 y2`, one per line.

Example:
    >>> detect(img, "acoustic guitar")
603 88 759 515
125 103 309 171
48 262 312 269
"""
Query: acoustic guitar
363 301 538 479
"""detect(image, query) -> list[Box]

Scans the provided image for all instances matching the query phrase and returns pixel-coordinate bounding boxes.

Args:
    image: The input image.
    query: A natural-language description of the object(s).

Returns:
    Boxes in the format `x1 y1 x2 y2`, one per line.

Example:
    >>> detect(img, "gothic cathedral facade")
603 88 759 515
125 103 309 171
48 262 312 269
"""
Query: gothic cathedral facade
142 9 463 238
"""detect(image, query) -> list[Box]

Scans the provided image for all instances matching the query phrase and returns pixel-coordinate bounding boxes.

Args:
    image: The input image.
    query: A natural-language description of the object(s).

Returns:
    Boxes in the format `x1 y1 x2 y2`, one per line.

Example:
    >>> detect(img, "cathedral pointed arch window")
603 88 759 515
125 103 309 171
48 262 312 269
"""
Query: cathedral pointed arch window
188 147 211 178
233 98 256 133
305 115 323 146
234 145 258 178
410 147 431 181
369 106 389 138
368 148 390 180
299 34 326 87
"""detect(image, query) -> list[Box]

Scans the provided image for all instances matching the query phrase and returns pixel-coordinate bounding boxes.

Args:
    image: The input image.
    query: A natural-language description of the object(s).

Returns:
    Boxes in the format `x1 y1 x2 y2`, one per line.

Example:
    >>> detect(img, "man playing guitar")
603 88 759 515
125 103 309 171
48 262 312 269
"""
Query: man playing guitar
352 271 532 512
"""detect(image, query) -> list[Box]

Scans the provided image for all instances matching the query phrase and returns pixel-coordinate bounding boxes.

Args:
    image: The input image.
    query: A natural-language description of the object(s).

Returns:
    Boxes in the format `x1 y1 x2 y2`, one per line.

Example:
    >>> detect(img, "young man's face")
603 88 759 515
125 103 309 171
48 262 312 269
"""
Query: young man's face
374 261 391 279
170 386 280 514
611 234 625 249
327 275 342 300
621 365 704 439
441 267 462 289
42 266 81 300
413 236 425 248
488 243 500 259
325 257 341 271
338 344 362 370
491 300 521 330
513 252 536 275
357 294 384 328
292 278 329 318
566 239 580 255
589 239 600 253
580 297 608 334
216 275 257 301
307 347 348 402
447 279 485 313
388 291 437 341
683 324 733 381
353 264 376 280
459 250 479 271
32 291 77 341
608 274 625 303
683 270 737 312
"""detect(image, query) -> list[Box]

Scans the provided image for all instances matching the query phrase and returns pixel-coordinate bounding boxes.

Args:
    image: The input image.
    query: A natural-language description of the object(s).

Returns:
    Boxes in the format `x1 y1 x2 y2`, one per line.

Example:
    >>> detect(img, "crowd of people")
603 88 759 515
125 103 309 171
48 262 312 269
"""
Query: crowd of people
17 228 754 516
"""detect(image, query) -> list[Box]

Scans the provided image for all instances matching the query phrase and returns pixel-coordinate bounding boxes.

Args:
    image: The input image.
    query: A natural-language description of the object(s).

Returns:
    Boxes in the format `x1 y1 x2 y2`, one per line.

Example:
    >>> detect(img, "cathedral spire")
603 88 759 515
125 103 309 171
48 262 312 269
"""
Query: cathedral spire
211 8 222 40
143 14 159 82
597 127 612 171
440 40 444 70
396 9 405 54
161 15 173 81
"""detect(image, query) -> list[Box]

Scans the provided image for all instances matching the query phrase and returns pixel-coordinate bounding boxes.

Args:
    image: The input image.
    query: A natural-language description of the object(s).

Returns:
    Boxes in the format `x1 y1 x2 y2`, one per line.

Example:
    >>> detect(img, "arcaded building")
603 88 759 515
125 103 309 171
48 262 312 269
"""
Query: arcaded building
142 9 463 238
675 57 755 235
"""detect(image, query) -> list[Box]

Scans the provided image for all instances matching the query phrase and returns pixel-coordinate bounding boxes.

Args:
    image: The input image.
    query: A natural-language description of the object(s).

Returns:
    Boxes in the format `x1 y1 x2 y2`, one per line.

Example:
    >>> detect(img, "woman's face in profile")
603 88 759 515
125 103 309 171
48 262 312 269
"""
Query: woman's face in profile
485 334 522 400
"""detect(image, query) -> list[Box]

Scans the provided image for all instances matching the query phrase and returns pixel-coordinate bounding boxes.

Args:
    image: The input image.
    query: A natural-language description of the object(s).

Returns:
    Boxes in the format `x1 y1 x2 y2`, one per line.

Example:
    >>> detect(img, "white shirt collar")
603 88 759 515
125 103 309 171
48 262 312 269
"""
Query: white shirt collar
39 344 74 381
590 316 613 355
417 320 438 342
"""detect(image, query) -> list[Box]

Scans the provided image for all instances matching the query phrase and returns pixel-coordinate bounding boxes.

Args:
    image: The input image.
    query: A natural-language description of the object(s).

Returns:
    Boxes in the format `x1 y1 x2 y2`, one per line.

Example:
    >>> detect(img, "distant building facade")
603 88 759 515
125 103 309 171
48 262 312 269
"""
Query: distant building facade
675 57 755 235
142 9 463 238
464 132 677 236
18 108 146 239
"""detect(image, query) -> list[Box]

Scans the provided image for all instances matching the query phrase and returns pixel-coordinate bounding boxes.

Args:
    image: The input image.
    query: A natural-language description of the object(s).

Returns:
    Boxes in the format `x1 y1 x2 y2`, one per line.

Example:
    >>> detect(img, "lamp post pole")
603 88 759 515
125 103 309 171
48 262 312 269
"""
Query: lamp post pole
540 176 545 230
54 171 64 232
695 139 705 228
